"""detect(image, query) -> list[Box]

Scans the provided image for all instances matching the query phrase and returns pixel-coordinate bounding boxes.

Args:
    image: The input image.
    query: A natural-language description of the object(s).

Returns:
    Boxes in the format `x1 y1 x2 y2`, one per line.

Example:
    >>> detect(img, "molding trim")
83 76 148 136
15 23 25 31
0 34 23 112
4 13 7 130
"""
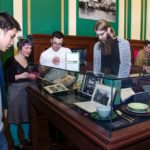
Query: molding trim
61 0 64 33
13 0 23 54
68 0 76 35
27 0 31 34
125 0 128 39
118 0 125 38
146 0 150 39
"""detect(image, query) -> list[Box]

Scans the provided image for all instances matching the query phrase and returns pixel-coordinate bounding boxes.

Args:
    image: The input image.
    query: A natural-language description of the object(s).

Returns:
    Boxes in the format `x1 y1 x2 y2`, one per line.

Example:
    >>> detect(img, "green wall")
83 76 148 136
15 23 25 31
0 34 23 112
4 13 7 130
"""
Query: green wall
0 0 119 36
22 0 119 36
31 0 61 34
0 0 13 14
0 0 13 64
0 0 120 63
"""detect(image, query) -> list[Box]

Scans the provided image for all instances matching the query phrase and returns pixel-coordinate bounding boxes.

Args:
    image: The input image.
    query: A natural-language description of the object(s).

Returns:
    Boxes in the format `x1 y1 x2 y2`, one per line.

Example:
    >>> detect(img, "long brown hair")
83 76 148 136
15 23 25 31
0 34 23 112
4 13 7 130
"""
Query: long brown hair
94 19 115 55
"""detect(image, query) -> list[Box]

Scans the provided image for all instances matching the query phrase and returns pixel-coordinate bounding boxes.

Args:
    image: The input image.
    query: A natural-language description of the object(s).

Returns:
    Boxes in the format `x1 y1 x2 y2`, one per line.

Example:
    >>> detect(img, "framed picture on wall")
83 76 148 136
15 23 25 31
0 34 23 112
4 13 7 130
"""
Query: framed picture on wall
79 0 116 22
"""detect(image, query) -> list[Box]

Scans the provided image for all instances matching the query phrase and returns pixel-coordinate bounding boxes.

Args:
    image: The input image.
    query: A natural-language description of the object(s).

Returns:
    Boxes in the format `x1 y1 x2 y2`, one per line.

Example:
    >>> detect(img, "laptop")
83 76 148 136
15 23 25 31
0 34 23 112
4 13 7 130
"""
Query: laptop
74 84 116 113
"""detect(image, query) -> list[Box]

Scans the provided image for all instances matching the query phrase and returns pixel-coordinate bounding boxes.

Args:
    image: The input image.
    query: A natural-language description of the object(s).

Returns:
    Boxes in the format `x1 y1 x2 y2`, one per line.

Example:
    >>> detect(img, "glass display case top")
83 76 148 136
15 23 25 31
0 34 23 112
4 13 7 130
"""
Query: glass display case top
33 62 150 140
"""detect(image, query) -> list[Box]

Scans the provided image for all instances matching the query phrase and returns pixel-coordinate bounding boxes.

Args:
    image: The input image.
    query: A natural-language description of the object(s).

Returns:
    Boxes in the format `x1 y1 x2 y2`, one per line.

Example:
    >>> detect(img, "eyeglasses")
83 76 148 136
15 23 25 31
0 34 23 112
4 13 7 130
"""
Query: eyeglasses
96 30 106 37
52 42 63 46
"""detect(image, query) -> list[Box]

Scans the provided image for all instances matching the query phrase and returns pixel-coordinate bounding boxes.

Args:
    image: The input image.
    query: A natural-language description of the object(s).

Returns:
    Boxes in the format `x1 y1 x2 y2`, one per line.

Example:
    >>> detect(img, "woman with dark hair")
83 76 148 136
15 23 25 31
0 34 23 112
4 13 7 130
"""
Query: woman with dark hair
4 37 37 150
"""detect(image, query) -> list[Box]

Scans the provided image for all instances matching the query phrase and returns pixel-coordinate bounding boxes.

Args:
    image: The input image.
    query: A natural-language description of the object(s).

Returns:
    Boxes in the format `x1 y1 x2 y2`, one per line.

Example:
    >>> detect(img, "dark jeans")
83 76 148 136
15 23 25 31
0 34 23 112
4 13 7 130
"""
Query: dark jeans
0 129 8 150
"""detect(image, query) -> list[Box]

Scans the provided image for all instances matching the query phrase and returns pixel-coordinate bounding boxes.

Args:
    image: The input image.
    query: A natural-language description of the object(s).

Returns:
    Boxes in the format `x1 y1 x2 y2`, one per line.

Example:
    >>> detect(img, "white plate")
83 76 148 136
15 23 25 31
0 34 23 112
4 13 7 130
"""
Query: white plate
127 102 149 111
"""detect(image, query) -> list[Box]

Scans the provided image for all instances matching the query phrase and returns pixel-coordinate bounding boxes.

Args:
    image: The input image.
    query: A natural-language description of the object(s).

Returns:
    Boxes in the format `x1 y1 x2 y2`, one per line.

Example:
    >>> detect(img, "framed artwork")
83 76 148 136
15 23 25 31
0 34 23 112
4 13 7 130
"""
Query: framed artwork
91 84 116 106
79 0 116 22
44 84 69 94
82 74 103 96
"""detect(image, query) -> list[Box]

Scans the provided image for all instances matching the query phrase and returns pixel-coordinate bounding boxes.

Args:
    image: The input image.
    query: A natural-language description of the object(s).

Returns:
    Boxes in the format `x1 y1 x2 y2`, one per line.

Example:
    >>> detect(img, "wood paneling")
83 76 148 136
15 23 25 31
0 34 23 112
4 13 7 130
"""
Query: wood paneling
32 34 144 65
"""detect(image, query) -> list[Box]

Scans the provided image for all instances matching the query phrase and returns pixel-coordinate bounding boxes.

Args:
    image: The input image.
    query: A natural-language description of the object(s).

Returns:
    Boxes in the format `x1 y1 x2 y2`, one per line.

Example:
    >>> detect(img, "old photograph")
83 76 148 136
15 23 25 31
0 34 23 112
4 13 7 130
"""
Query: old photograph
79 0 116 22
91 84 116 105
82 74 103 96
44 84 69 94
92 88 109 105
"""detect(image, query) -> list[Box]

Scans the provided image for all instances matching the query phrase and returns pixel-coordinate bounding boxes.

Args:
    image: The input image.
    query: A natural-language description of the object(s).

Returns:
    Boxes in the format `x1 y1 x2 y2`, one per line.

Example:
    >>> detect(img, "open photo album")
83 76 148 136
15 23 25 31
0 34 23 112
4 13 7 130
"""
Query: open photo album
44 83 69 94
43 68 76 87
74 84 116 113
53 74 76 86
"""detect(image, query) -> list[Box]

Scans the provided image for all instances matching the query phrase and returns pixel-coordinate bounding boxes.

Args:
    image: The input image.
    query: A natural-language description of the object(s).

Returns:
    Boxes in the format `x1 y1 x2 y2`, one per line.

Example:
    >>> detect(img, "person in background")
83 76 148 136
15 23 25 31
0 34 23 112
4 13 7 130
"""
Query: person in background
93 19 131 104
40 31 72 144
93 19 131 74
0 12 21 150
4 37 38 150
39 31 71 69
134 40 150 67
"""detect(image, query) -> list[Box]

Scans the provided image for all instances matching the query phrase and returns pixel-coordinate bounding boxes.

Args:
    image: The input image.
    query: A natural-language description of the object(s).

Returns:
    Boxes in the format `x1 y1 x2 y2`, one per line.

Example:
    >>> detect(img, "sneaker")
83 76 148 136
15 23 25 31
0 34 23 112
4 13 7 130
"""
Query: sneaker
12 144 26 150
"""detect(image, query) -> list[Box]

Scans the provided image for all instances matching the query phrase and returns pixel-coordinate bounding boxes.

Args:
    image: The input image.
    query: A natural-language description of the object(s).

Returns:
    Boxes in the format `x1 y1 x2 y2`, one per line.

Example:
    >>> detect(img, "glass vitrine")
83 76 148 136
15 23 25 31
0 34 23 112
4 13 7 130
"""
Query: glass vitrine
34 63 150 139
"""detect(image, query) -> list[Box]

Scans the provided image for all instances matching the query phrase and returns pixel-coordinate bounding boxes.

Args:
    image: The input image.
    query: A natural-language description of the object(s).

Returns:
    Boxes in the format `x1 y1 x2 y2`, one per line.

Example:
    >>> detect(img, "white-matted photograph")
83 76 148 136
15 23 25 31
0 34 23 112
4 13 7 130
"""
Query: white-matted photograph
44 84 69 94
91 84 116 106
74 83 116 113
79 0 116 22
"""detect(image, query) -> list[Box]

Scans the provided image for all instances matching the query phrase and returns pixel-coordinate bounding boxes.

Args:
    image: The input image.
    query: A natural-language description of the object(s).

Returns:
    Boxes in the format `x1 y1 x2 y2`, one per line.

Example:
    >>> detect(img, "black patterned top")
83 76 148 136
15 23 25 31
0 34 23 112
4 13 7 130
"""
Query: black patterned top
4 57 30 83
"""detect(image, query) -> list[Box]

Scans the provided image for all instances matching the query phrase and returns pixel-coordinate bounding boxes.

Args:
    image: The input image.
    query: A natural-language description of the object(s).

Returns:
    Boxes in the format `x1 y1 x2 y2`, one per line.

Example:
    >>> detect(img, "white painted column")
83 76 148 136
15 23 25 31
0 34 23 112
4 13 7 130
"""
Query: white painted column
146 0 150 40
13 0 23 54
118 0 125 38
68 0 76 35
131 0 141 40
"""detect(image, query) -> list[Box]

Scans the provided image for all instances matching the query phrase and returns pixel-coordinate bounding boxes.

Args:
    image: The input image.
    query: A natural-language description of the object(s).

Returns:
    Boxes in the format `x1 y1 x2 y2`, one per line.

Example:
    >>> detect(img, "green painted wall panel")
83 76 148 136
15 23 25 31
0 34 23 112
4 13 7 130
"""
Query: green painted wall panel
0 0 13 63
127 0 131 39
31 0 61 34
140 0 147 40
64 0 69 35
23 0 28 36
0 0 13 14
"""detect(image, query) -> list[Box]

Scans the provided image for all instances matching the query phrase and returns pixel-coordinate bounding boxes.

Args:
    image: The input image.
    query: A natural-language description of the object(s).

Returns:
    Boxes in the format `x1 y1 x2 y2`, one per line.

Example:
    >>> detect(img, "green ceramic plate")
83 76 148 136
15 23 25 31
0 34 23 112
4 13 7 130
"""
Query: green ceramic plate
91 112 117 120
127 102 149 111
127 107 150 114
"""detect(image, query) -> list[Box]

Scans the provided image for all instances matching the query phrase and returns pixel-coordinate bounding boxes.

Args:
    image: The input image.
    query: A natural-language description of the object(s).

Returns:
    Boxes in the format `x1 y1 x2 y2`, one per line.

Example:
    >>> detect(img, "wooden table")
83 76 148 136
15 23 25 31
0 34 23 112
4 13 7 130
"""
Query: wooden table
27 85 150 150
